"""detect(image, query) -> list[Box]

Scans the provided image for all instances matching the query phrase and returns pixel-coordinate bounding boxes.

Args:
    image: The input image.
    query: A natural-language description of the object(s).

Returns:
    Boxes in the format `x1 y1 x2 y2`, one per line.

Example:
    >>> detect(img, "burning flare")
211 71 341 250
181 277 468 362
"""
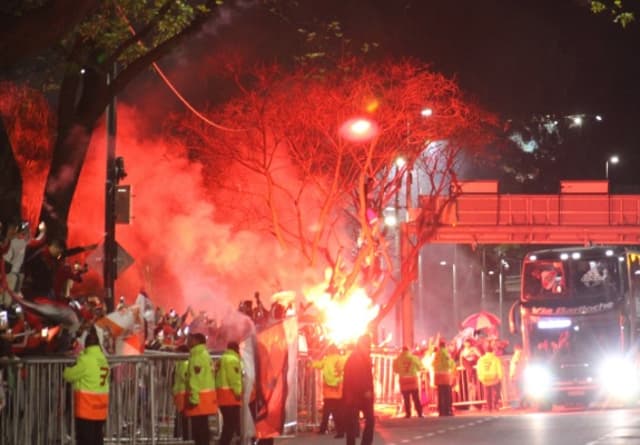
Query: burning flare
304 269 379 345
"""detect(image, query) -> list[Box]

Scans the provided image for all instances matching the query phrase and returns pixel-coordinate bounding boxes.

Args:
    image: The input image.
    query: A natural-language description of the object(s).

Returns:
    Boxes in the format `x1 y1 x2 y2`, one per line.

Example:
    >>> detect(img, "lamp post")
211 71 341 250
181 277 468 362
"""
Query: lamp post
605 155 619 180
498 259 507 338
440 253 458 330
104 63 118 313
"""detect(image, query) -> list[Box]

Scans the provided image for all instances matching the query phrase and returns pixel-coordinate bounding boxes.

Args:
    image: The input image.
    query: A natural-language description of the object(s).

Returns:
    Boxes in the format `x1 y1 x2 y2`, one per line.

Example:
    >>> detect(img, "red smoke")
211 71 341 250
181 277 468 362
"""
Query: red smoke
2 81 317 321
66 105 309 318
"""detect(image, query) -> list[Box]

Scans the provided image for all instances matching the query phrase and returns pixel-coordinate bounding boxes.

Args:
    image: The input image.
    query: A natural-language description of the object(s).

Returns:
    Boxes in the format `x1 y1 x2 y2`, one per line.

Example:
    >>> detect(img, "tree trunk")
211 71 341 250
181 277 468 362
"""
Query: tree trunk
0 118 22 224
39 67 109 241
40 121 94 240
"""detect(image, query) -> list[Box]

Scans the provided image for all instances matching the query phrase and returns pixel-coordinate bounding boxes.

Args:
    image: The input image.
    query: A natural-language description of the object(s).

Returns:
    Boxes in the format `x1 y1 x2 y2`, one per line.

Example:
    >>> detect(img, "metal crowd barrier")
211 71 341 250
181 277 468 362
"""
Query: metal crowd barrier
294 351 518 429
0 351 517 445
0 352 221 445
296 355 319 432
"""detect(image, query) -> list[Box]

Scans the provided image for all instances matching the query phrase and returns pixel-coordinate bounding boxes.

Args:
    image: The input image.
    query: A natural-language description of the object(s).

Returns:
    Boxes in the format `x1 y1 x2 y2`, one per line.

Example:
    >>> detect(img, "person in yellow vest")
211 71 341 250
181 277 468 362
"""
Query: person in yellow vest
393 346 424 418
432 340 455 417
216 341 243 445
509 344 527 408
185 332 218 445
63 327 109 445
172 344 190 438
311 344 347 437
476 344 504 411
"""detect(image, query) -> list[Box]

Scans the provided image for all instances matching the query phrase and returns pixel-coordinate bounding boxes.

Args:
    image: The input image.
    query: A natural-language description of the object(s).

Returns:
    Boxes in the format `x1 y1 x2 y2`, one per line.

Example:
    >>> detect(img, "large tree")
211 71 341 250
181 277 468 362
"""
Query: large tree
172 59 499 325
0 0 225 239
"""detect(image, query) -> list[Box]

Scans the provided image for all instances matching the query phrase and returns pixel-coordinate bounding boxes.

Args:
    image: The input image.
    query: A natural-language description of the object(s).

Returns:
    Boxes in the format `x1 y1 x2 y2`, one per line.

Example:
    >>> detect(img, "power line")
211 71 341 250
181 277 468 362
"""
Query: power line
116 4 245 133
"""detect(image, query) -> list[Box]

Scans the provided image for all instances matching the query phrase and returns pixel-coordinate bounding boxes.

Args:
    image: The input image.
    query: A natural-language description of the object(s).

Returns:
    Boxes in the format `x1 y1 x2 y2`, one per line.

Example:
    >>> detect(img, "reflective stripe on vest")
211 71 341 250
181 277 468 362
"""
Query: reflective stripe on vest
185 389 218 416
434 372 452 386
75 390 109 420
217 387 241 406
399 375 419 392
322 381 343 399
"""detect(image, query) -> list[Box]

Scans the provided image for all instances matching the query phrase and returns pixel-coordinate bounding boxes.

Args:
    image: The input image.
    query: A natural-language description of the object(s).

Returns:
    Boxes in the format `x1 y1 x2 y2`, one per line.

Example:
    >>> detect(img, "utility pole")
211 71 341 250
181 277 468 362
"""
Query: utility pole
104 64 118 313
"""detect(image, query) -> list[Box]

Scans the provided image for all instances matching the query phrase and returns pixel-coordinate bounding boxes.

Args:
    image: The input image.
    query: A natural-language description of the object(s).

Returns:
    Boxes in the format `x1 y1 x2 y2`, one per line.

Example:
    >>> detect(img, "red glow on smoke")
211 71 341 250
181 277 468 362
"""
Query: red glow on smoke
63 106 309 317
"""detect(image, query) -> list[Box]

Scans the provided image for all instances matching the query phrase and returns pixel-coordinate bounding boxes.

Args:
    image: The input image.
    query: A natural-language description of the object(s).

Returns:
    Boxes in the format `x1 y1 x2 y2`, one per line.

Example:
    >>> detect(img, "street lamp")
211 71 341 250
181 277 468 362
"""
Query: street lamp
605 155 619 180
340 117 379 142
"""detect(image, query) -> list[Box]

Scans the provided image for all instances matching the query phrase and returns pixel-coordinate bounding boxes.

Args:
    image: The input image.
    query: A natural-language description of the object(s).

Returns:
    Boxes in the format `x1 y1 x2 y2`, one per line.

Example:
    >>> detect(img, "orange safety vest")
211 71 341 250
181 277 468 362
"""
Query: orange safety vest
311 353 347 399
432 348 455 386
173 359 189 412
393 351 423 392
215 349 243 406
184 344 218 416
63 345 110 420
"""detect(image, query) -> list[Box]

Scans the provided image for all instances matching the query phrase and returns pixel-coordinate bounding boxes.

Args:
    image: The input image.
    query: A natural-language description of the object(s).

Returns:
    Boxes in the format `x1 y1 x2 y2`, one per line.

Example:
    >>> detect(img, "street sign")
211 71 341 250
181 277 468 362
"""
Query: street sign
86 241 135 276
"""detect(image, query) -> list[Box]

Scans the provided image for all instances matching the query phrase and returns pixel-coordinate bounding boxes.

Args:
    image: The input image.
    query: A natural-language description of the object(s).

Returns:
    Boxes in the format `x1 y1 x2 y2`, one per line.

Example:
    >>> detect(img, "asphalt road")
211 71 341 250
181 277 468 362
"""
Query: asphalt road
275 407 640 445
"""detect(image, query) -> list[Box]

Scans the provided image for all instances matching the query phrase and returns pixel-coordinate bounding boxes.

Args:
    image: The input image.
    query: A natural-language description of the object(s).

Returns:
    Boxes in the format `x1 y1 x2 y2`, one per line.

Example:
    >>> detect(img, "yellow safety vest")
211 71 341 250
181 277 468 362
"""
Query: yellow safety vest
432 348 455 386
215 349 243 406
185 343 218 416
311 353 346 399
173 359 189 412
393 351 423 391
63 345 110 420
476 352 503 386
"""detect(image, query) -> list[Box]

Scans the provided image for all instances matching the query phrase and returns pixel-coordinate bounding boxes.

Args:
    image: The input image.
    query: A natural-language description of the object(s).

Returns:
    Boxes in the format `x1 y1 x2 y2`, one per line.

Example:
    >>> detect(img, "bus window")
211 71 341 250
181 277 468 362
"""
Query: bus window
571 258 619 301
523 261 566 300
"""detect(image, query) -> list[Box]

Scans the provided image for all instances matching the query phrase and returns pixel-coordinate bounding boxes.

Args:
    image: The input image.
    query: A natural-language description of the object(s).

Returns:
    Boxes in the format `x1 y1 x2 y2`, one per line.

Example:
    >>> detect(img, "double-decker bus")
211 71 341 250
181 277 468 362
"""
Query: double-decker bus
509 246 640 410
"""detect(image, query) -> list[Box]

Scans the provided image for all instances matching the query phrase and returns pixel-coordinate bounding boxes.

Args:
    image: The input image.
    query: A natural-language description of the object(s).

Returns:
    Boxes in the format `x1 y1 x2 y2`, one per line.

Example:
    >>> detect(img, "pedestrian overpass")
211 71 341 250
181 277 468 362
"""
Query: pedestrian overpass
397 180 640 347
410 180 640 245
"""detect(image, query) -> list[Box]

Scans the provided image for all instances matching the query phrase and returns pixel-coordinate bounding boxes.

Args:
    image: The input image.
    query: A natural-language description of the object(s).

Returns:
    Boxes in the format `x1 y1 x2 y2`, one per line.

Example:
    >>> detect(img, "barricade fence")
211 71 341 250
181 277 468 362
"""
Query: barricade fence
0 351 516 443
295 352 517 430
0 353 220 445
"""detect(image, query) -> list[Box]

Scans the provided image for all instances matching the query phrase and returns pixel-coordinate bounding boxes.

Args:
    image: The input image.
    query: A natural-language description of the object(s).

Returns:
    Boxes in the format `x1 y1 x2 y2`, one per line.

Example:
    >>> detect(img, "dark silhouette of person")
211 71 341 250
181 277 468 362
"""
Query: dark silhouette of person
343 334 375 445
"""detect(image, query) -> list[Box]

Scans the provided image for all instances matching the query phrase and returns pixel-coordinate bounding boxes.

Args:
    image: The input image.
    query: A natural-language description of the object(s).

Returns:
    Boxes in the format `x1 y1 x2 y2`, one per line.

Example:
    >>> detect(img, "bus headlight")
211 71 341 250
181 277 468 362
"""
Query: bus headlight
599 357 638 399
523 364 553 398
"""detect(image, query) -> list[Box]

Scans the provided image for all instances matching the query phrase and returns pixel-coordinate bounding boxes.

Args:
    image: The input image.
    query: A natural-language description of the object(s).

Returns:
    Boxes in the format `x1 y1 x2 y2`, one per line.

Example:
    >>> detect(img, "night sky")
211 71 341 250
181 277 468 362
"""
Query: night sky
128 0 640 187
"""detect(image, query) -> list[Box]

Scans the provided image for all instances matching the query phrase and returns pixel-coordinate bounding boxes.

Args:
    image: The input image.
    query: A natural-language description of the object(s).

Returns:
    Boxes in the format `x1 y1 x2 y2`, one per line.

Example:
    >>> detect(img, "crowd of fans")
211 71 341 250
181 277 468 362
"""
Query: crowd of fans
0 217 302 358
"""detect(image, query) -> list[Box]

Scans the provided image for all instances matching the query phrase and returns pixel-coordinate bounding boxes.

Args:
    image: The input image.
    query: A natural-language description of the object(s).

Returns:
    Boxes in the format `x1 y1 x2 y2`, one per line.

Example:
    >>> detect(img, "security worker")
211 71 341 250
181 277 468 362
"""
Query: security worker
509 344 526 408
311 344 347 437
393 346 424 418
216 341 243 445
432 340 455 416
476 345 504 411
172 345 190 438
63 327 109 445
185 333 218 445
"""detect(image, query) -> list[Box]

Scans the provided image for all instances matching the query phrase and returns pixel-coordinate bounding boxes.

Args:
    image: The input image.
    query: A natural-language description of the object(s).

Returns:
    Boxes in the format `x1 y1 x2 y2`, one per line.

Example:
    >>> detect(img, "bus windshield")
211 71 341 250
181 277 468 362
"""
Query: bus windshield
528 314 622 361
522 257 621 302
